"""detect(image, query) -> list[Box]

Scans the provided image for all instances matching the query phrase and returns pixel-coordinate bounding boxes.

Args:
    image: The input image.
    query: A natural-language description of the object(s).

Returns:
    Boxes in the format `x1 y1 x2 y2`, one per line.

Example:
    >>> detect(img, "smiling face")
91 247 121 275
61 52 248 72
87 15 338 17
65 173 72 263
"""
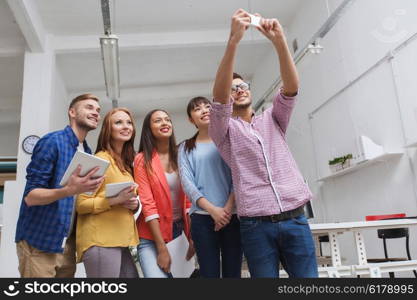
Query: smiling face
70 99 101 131
189 102 211 129
231 78 252 109
110 110 134 144
150 110 172 140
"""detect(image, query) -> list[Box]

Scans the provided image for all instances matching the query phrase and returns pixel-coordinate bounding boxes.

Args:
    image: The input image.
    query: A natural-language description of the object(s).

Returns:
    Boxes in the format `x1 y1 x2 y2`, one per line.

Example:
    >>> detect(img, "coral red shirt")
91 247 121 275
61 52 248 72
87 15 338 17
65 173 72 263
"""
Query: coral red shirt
134 151 191 242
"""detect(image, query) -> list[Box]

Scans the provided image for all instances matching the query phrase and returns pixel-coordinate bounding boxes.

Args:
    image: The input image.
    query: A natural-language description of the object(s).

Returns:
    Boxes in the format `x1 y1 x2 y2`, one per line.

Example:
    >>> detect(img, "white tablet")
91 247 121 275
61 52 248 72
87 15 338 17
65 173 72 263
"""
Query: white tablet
59 150 110 186
105 182 137 198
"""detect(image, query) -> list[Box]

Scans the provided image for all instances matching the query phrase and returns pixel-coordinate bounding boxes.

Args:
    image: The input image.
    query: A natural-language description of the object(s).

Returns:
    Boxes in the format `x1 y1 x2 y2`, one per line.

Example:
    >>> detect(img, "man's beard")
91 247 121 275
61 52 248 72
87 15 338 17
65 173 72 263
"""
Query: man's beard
233 100 252 110
75 117 96 131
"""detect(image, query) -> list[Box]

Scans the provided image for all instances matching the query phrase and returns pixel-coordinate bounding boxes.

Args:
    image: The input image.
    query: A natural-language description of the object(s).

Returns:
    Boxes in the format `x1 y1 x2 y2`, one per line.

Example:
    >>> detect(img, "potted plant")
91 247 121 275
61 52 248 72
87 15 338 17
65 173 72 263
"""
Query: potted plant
328 154 353 173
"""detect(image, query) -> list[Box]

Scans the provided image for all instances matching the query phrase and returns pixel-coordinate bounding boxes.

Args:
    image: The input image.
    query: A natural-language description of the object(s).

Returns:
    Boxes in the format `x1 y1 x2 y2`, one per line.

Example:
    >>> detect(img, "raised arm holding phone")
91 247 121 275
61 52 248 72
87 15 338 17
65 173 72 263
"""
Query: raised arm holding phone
209 9 318 278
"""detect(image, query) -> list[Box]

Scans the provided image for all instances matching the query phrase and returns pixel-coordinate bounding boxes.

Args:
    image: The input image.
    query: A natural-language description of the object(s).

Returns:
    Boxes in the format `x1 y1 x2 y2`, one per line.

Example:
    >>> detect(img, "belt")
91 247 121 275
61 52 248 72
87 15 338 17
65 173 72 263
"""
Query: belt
240 205 305 223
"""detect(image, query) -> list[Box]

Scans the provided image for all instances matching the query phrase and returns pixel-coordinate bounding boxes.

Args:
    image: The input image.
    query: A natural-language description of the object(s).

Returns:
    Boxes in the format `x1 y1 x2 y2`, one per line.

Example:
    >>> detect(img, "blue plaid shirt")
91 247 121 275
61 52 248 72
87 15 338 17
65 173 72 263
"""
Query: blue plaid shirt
15 126 92 253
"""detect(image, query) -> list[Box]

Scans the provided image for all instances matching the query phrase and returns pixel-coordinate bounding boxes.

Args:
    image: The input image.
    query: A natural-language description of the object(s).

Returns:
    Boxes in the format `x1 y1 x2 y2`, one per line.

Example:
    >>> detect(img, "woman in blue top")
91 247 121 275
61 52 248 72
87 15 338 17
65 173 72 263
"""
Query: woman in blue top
178 96 242 278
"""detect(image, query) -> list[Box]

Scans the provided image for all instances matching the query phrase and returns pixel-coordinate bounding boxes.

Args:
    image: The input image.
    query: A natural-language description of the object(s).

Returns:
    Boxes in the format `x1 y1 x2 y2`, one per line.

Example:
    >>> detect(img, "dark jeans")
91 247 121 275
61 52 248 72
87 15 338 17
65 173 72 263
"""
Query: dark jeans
190 214 242 278
239 214 318 278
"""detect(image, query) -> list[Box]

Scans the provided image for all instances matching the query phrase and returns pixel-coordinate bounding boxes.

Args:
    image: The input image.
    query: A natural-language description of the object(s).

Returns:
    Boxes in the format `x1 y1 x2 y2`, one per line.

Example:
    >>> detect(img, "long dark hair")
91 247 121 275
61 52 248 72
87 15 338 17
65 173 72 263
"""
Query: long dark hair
96 108 136 175
184 96 211 153
139 109 178 174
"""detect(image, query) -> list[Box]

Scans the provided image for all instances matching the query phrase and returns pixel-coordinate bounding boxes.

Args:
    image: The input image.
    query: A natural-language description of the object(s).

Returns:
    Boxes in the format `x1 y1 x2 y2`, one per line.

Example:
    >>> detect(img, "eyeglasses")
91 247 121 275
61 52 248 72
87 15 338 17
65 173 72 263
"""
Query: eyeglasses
231 82 250 92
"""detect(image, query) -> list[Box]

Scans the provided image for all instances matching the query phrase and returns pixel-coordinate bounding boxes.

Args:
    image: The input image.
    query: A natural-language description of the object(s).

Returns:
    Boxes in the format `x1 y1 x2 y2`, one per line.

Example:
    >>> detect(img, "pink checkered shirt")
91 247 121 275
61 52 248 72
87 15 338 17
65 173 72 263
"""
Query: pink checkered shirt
208 92 312 217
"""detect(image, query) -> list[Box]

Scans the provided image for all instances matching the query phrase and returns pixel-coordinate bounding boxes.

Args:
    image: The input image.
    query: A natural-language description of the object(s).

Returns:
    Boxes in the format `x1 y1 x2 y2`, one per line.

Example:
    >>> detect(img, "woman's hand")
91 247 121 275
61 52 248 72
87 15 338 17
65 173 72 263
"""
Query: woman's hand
157 247 172 274
108 185 136 206
121 196 139 210
223 201 234 216
214 223 223 232
215 192 235 231
186 240 195 261
208 206 231 227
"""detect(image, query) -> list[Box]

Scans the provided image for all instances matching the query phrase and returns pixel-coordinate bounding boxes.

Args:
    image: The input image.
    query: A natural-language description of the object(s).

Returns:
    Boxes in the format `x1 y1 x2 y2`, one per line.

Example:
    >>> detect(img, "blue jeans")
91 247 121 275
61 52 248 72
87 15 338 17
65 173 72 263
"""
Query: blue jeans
190 214 242 278
240 214 318 278
137 219 183 278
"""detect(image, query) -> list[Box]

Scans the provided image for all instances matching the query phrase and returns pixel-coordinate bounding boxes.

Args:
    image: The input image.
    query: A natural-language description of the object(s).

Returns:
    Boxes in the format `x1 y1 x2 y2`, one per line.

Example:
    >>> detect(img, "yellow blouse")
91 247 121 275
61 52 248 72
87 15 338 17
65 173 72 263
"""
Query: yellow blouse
76 150 139 263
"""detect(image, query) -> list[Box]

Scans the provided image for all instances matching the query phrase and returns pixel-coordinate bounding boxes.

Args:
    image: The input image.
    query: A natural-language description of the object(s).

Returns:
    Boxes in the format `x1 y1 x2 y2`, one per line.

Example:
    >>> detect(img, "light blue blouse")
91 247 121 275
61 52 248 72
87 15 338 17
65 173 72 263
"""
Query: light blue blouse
178 141 233 215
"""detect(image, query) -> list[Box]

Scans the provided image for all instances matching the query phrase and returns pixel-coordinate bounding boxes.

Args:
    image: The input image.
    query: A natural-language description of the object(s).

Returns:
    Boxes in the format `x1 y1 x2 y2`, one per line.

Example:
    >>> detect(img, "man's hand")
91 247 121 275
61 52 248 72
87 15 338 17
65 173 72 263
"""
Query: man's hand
256 14 298 95
229 9 251 44
65 165 104 195
256 16 285 43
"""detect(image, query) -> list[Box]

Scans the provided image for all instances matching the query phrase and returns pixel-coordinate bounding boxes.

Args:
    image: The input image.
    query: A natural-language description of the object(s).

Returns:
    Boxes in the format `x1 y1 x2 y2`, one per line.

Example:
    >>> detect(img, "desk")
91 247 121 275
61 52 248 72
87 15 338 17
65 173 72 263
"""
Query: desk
286 219 417 277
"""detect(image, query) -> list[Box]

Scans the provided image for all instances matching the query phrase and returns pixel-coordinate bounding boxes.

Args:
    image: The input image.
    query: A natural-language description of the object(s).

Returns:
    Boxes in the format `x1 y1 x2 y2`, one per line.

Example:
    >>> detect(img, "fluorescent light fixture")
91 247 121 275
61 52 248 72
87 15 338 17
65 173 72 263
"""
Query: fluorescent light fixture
100 35 120 104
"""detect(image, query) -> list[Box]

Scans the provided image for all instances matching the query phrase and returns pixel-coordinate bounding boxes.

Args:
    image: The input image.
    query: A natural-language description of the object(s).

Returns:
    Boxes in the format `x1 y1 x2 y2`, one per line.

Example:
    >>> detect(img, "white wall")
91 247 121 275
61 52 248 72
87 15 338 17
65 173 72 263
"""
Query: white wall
0 48 78 277
0 123 20 156
252 0 417 275
49 67 69 132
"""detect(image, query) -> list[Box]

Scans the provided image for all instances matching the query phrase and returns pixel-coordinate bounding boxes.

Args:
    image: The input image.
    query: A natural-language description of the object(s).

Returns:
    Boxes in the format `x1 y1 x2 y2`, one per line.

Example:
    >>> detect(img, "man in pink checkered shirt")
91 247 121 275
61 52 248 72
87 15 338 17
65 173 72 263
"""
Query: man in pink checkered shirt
208 9 318 278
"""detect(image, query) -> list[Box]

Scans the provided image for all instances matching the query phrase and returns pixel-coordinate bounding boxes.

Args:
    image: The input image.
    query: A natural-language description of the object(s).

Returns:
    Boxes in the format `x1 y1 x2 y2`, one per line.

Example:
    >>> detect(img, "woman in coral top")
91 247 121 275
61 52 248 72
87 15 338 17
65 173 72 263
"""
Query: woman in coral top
76 108 139 278
134 109 194 278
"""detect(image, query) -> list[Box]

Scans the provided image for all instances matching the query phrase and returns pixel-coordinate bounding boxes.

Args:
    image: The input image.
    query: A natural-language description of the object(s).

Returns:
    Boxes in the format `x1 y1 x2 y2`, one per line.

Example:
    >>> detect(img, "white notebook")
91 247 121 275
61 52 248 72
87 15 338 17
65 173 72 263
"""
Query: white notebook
106 182 142 218
105 182 137 198
59 150 110 186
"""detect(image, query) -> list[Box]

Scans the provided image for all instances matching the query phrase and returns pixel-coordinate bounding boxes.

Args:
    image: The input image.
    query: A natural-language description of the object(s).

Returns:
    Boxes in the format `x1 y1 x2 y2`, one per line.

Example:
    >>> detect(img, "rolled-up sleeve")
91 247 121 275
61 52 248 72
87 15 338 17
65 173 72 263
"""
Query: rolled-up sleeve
208 99 233 147
24 137 57 197
272 90 297 134
178 143 204 207
76 182 111 215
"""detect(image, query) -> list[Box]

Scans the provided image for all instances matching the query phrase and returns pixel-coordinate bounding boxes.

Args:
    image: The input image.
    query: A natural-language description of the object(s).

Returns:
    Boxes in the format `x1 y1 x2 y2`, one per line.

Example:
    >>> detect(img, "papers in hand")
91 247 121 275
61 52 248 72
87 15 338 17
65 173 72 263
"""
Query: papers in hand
248 13 261 27
105 182 137 198
59 150 109 186
166 232 195 278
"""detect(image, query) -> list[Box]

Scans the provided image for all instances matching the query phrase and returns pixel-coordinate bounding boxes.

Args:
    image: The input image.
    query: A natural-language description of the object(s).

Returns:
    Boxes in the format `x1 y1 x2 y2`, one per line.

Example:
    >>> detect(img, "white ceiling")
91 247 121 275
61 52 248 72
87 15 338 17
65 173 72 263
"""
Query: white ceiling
0 0 303 127
58 42 272 116
0 0 26 51
36 0 302 35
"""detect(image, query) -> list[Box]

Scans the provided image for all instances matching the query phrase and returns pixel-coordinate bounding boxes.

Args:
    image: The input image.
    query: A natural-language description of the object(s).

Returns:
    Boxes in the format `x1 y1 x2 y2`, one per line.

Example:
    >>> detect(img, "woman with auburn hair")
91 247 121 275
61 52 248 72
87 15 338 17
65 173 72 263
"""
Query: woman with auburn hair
76 107 140 278
134 109 194 278
178 96 242 278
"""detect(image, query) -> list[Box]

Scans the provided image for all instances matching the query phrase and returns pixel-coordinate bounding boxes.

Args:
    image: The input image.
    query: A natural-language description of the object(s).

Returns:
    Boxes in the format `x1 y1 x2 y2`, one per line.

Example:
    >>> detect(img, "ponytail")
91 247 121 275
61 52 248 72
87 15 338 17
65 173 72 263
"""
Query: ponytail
184 131 199 153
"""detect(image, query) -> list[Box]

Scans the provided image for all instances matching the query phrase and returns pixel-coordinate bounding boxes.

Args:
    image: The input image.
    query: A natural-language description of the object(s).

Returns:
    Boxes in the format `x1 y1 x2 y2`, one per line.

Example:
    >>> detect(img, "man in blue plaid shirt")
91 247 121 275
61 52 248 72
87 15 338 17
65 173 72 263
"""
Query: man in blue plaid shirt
15 93 104 277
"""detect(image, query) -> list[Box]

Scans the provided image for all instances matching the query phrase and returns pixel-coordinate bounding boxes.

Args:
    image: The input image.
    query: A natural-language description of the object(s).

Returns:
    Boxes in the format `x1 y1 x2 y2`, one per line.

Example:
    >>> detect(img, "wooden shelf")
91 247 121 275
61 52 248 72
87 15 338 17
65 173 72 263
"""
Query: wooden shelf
405 141 417 148
318 152 403 182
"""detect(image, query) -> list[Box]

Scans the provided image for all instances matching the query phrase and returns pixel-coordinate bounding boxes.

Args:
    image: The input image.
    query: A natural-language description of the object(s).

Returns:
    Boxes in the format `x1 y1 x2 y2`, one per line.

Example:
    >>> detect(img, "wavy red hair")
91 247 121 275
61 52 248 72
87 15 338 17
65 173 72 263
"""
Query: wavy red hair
95 108 136 175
